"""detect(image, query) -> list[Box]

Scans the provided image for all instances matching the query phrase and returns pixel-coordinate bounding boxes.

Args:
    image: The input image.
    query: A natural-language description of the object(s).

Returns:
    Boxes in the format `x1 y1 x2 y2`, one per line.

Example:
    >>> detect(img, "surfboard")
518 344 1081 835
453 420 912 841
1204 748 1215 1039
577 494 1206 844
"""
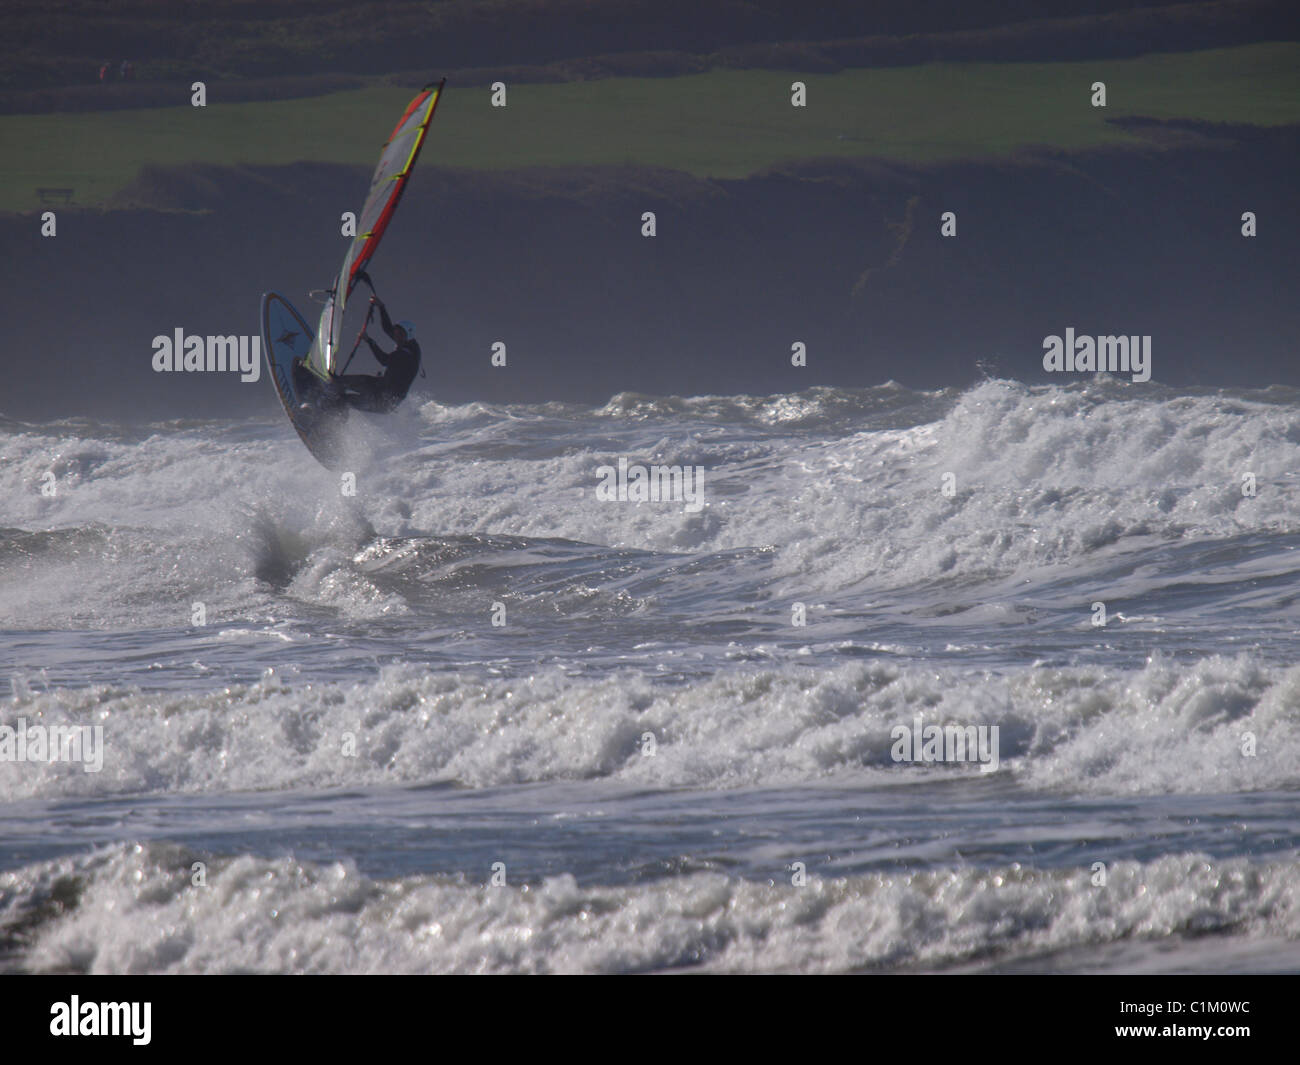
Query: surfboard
260 291 349 469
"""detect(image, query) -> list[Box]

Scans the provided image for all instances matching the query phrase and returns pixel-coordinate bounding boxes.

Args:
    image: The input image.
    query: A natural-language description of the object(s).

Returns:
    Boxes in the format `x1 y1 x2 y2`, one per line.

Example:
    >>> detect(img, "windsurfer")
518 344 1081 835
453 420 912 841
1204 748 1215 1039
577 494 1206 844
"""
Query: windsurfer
330 295 421 413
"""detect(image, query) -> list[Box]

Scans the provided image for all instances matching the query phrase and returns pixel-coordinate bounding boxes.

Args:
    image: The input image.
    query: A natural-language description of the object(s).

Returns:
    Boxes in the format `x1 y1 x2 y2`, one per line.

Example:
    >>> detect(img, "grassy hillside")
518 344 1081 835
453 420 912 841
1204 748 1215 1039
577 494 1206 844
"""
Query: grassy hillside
5 42 1298 212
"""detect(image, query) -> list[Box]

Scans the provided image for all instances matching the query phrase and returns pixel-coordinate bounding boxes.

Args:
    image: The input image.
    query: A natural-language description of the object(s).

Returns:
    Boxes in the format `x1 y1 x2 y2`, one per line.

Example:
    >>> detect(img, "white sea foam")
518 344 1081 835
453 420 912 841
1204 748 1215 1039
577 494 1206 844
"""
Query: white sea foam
2 655 1295 800
7 379 1300 603
3 383 1299 975
6 842 1298 973
4 381 1300 622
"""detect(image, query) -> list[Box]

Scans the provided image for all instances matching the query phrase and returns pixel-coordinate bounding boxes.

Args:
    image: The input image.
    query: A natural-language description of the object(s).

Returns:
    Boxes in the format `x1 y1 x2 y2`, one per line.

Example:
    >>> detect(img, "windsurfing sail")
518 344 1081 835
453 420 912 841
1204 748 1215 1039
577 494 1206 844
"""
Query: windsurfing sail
305 79 445 380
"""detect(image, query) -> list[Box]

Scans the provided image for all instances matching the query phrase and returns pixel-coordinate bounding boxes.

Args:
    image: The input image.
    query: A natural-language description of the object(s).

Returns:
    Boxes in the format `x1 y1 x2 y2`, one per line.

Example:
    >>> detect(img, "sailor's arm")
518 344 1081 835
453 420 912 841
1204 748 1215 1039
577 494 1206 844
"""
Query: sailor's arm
372 298 397 339
364 335 392 367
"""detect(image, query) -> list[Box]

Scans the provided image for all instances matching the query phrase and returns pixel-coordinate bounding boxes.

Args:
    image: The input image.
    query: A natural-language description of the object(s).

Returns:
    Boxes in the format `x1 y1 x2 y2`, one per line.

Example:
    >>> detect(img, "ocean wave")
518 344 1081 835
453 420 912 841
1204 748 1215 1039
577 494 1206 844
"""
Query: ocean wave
5 841 1297 973
3 656 1296 799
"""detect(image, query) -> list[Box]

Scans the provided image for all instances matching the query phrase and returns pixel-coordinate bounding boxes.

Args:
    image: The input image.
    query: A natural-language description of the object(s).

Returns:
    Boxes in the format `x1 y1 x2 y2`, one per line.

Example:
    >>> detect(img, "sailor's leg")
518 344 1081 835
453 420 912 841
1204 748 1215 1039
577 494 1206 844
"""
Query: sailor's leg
334 375 393 413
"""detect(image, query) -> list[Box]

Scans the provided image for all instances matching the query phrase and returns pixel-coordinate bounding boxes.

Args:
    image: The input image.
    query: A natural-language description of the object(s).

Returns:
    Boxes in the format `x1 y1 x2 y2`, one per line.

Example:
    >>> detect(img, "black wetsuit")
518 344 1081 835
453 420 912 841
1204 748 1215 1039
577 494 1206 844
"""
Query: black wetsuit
335 301 421 413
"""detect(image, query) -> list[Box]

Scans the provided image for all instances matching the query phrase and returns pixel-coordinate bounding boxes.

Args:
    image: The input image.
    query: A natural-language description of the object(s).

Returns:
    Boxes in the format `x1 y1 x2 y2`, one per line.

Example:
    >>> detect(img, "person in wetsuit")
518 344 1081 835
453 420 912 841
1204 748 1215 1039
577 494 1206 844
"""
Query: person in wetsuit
333 296 421 413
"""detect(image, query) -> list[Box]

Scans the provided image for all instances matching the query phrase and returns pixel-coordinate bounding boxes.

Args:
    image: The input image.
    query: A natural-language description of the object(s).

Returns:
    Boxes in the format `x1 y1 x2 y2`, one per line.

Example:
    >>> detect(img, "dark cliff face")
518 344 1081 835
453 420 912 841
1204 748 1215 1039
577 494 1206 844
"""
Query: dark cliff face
4 121 1297 422
9 0 1289 94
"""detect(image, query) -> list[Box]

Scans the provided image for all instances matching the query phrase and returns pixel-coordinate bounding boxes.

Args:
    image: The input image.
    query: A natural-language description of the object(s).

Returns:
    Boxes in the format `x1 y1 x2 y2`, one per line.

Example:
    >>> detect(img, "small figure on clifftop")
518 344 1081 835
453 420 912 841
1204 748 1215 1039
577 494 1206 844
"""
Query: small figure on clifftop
121 60 134 82
98 62 111 83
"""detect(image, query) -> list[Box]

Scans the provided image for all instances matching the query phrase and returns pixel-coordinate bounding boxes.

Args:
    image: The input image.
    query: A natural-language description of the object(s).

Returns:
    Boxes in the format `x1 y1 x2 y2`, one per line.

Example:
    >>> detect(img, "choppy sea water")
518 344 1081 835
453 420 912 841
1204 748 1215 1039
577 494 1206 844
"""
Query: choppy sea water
2 378 1298 973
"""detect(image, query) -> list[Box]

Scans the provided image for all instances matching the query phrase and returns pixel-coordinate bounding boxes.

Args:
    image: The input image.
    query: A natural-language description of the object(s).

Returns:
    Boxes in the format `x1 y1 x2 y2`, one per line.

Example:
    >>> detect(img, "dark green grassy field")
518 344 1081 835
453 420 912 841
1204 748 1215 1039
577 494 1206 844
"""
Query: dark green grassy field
5 42 1297 212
